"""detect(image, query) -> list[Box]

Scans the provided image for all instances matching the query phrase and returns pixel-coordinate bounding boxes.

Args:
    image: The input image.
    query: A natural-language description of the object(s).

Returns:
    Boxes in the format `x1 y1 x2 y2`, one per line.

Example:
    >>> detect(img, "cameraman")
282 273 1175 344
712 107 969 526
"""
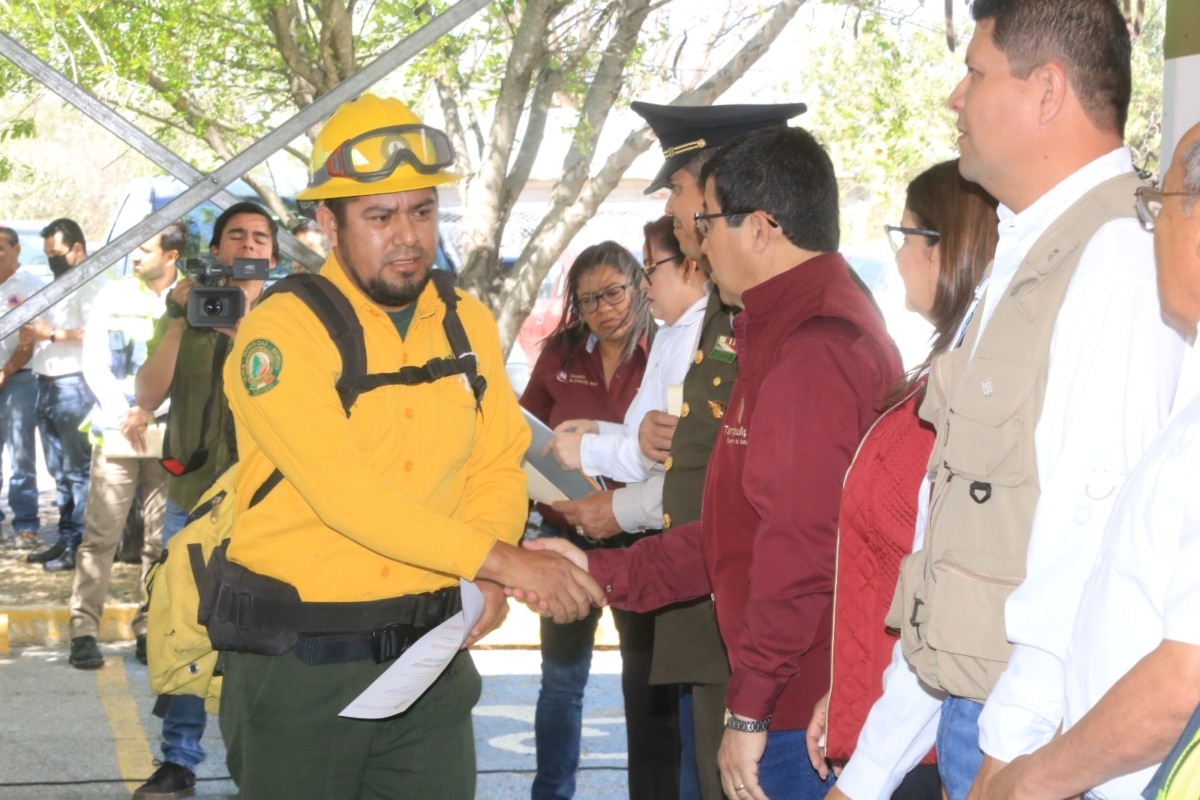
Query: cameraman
131 202 277 799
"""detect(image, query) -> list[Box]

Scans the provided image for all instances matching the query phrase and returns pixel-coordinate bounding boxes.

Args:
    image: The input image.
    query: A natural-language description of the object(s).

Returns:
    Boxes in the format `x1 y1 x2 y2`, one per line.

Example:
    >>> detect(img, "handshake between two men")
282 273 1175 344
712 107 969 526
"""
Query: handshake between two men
493 408 681 621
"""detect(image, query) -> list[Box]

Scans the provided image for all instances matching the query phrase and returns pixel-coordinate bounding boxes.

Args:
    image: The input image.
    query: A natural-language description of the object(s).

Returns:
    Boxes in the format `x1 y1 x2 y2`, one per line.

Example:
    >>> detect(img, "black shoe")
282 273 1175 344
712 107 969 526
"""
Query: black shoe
26 541 65 564
132 762 196 799
69 636 104 669
135 633 147 665
43 549 76 572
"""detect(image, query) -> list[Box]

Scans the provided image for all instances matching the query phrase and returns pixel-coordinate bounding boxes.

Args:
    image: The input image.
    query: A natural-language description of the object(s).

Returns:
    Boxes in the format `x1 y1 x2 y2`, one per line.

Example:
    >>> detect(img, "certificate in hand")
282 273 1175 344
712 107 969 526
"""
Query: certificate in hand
521 407 601 504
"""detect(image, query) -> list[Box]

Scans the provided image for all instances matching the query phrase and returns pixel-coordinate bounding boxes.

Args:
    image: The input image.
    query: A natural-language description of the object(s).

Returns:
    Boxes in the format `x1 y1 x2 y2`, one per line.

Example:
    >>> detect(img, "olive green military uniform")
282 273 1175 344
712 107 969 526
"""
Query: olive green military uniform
652 289 736 800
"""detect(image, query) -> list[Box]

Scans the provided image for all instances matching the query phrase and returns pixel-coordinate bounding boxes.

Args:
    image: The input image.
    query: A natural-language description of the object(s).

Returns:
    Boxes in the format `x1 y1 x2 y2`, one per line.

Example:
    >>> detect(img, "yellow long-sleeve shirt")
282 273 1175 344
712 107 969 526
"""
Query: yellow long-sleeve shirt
223 257 529 602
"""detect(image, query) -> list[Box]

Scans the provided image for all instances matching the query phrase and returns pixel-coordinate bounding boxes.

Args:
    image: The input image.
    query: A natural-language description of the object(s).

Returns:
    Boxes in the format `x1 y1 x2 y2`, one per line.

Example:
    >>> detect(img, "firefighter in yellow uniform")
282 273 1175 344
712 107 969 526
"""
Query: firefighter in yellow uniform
218 94 604 799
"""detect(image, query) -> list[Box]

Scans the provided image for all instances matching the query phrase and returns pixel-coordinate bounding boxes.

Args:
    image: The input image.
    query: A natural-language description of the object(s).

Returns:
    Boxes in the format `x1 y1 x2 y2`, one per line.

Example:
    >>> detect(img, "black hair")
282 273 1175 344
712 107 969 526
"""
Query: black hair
210 201 279 262
41 218 87 253
699 126 839 253
971 0 1131 135
0 226 17 248
542 241 655 369
159 221 190 259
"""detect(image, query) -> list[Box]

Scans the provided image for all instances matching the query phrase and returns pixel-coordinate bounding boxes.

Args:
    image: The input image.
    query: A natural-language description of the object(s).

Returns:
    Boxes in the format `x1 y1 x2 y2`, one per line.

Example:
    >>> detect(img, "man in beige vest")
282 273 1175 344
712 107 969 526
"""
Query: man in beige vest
829 2 1186 800
974 118 1200 800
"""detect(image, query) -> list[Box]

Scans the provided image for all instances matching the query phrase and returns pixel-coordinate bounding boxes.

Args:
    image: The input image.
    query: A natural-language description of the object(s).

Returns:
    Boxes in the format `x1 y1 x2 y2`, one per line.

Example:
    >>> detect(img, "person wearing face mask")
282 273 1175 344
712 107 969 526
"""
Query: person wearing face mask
21 218 103 572
803 160 999 800
130 203 278 800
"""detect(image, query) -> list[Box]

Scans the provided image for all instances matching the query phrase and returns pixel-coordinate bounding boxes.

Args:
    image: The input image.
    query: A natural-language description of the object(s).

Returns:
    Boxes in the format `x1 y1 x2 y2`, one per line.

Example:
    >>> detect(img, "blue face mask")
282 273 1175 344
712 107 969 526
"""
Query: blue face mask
48 254 71 277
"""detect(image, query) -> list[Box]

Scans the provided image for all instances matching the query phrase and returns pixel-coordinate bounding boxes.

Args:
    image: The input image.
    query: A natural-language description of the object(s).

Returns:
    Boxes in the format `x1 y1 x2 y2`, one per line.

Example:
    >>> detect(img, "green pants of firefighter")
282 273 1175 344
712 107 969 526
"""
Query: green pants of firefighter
219 647 481 799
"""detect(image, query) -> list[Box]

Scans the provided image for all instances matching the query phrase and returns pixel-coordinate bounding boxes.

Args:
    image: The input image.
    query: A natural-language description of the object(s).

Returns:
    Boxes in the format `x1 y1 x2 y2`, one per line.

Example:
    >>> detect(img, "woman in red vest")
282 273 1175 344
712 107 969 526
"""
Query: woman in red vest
806 160 999 799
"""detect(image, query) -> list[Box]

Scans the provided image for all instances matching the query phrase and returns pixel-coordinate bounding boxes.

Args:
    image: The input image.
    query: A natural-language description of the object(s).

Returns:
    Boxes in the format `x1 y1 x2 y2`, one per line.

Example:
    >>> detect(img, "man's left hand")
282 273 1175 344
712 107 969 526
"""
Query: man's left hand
462 579 509 649
718 727 769 800
552 491 622 539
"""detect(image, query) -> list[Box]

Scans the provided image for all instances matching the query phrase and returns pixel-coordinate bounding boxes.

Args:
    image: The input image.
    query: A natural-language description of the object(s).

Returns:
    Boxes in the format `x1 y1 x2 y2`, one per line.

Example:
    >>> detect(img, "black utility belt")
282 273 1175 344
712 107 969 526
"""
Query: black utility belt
200 543 461 665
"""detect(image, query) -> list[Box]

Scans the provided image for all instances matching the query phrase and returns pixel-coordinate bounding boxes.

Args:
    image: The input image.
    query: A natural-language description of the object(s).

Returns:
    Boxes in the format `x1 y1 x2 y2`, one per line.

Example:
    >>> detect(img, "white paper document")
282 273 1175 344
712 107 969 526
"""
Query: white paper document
339 579 485 720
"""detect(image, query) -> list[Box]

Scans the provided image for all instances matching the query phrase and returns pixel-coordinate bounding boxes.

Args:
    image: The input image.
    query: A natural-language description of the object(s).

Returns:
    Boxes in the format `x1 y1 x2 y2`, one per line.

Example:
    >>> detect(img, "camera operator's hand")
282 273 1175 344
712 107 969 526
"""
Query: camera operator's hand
168 278 197 317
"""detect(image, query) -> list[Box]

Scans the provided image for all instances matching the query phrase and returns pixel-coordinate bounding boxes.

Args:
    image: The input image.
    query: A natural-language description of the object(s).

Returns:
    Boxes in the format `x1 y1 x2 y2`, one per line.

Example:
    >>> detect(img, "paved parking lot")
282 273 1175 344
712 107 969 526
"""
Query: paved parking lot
0 645 628 798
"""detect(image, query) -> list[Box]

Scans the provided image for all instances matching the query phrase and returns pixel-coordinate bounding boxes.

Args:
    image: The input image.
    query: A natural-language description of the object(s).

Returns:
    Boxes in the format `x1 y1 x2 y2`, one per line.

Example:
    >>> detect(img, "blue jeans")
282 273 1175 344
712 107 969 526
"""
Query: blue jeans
936 696 984 800
757 728 836 800
159 497 207 770
531 527 679 800
0 370 40 532
36 374 93 548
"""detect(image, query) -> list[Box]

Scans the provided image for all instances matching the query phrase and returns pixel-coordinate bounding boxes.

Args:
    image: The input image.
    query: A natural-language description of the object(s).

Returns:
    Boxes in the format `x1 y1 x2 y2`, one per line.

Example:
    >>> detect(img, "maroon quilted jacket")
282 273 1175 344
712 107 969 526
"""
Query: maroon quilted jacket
825 377 937 763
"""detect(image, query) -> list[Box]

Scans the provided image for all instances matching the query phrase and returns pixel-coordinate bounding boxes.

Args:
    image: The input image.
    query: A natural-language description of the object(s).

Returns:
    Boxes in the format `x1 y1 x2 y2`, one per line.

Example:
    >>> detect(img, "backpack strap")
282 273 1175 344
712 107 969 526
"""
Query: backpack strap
248 270 488 506
431 269 488 412
259 274 366 416
160 333 233 476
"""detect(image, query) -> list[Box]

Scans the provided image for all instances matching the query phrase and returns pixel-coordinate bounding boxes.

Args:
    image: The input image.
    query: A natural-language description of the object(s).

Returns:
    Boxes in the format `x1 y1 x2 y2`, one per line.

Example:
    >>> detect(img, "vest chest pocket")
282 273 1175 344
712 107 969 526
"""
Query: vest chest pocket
942 358 1039 487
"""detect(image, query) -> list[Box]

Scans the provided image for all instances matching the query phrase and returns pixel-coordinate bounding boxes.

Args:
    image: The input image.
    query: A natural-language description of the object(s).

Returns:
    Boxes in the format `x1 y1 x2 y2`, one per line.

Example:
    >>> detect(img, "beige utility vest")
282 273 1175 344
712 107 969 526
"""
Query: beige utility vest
886 172 1144 702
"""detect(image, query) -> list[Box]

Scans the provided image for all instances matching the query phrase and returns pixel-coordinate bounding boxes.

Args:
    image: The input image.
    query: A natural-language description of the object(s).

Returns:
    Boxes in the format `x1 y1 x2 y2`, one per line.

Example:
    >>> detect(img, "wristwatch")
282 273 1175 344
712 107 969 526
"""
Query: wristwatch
724 709 771 733
165 296 186 319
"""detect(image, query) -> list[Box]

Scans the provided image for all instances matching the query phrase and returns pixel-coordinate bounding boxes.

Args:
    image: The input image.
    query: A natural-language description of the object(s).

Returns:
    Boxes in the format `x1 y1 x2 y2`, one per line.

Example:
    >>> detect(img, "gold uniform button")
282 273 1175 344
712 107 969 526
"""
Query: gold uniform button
680 402 691 418
662 513 672 529
712 376 722 387
405 408 415 419
664 456 673 471
404 461 414 472
693 349 704 365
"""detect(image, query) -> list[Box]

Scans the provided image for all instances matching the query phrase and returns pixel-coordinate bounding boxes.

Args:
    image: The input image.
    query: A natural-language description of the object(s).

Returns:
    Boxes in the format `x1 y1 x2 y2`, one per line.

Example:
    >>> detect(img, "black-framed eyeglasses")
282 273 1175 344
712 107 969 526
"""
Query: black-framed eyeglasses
884 224 940 254
694 210 750 237
642 253 683 279
576 282 633 314
1135 186 1200 231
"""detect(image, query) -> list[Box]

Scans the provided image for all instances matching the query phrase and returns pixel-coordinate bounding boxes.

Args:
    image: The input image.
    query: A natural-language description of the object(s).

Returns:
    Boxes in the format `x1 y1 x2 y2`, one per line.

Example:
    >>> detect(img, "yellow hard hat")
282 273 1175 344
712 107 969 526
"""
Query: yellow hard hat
296 94 461 201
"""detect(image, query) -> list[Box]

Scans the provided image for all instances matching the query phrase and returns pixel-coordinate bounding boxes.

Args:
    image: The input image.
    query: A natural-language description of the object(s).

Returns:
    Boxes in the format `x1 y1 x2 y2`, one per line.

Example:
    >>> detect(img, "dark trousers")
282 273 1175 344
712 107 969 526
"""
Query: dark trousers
220 648 480 799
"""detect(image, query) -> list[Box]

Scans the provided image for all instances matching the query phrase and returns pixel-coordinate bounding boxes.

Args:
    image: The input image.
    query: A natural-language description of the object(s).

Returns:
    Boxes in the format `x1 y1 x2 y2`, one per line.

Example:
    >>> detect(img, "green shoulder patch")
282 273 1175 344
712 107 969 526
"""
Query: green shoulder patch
241 339 283 396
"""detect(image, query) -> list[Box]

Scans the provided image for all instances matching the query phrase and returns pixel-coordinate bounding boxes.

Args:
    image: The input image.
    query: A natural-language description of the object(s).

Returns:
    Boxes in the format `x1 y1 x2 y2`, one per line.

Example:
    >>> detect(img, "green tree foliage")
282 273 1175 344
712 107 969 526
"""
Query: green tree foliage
0 0 808 352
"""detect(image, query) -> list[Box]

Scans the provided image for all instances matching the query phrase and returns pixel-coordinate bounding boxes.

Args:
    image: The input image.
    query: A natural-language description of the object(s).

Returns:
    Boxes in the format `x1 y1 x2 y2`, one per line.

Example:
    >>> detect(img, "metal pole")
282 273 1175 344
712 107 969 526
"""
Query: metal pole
0 31 323 275
0 0 491 340
1162 0 1200 172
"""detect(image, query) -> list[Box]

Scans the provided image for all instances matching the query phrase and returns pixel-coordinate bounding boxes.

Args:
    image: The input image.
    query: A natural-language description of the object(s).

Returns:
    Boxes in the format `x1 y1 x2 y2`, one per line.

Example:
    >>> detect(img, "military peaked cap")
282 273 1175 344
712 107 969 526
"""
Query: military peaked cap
631 100 807 194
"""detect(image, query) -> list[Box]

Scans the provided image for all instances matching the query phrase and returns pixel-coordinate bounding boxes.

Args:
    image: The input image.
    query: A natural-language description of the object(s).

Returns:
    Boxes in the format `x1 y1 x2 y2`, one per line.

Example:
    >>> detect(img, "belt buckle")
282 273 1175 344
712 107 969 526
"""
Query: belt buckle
371 623 411 663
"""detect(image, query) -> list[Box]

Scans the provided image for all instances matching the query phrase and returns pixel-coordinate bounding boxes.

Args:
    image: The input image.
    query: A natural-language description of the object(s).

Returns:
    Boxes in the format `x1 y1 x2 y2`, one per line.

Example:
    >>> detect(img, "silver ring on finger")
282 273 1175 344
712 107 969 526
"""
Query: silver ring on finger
735 786 747 793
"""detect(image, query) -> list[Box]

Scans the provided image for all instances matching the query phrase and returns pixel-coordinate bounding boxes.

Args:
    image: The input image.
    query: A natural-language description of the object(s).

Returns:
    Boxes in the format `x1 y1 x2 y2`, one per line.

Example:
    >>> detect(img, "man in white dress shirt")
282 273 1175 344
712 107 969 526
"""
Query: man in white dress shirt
829 2 1186 799
21 218 103 572
974 122 1200 800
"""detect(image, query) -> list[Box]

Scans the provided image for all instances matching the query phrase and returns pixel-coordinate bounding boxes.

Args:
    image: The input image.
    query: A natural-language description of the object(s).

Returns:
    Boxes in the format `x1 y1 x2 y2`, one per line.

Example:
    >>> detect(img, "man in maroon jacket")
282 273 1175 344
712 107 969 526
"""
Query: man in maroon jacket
523 125 902 800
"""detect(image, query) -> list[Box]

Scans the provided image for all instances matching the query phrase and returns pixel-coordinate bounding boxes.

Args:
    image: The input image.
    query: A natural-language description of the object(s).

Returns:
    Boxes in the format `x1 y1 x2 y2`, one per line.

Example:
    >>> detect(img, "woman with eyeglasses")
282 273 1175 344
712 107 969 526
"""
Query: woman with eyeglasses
805 160 999 800
521 239 674 800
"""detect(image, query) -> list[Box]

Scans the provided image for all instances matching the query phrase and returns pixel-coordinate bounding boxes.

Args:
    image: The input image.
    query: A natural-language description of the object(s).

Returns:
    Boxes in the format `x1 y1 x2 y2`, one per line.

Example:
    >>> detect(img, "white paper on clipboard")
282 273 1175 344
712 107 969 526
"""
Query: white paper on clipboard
520 407 601 501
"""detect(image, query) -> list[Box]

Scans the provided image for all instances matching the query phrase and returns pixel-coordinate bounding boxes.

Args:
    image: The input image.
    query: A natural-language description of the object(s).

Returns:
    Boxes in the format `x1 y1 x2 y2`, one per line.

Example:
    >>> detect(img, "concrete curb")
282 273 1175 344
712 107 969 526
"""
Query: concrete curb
0 600 621 650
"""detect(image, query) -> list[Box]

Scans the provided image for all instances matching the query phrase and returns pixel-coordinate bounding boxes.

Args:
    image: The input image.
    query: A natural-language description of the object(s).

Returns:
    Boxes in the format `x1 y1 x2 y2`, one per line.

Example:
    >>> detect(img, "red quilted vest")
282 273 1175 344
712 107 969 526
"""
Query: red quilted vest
825 377 937 764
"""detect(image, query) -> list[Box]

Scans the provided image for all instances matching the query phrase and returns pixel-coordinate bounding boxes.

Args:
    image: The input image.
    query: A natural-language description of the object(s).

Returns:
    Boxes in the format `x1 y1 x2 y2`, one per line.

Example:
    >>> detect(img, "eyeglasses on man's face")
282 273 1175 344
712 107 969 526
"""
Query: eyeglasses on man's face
642 253 683 279
1136 186 1200 231
694 210 750 237
884 224 940 254
576 282 633 314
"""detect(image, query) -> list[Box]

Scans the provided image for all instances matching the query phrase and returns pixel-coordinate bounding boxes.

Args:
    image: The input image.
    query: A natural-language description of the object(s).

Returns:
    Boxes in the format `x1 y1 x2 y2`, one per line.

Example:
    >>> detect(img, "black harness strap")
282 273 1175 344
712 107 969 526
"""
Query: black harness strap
246 271 487 507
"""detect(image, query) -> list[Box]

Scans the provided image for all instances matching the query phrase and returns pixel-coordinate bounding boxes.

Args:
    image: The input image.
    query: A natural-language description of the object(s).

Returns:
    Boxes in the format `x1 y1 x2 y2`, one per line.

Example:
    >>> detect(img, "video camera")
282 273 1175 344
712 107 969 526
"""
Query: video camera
182 257 271 328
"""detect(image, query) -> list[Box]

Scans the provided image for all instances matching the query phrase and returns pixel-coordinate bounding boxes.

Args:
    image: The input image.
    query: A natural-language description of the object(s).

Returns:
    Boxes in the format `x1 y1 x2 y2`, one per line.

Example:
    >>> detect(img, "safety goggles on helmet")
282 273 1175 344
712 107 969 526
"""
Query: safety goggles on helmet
310 124 457 187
